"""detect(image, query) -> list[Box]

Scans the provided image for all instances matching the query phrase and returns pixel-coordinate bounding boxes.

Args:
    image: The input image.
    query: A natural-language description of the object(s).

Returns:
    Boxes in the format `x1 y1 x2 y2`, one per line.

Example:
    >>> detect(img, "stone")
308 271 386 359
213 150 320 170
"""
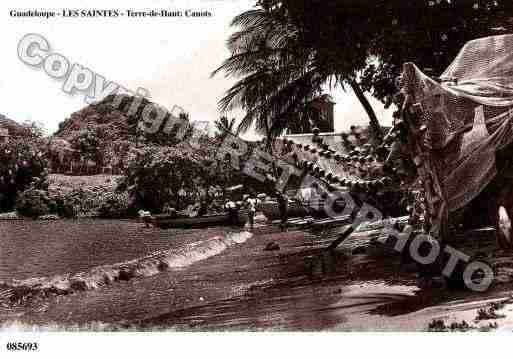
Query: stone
352 246 367 255
264 242 280 251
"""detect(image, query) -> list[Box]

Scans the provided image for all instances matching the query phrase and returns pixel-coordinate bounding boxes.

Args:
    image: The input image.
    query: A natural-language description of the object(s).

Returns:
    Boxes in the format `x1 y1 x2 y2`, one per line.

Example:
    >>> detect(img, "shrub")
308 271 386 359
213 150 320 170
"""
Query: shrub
50 186 133 219
117 137 277 214
98 192 130 218
0 139 48 212
70 127 100 158
15 188 52 218
118 142 244 213
52 188 101 218
52 193 79 218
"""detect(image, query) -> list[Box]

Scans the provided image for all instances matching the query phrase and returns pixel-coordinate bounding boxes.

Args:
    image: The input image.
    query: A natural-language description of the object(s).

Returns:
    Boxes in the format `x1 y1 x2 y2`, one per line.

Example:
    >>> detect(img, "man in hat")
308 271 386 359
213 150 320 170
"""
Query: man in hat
225 198 239 225
245 193 260 230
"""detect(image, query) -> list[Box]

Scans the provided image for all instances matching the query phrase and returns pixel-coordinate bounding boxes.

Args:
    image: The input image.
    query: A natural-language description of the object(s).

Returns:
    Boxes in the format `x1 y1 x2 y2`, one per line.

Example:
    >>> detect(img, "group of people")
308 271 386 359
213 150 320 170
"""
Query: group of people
224 193 261 229
225 191 288 231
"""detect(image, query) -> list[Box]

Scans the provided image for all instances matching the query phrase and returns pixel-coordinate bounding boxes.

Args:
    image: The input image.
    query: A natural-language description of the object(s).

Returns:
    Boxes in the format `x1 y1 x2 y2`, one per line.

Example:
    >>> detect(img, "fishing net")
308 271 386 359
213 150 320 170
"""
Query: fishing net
403 34 513 212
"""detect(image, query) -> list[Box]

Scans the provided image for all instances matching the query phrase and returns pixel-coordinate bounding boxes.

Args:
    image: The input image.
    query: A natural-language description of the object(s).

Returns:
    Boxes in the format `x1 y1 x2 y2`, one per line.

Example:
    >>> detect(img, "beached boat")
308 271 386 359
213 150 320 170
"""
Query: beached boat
259 199 337 221
260 200 310 221
270 214 352 230
144 211 248 229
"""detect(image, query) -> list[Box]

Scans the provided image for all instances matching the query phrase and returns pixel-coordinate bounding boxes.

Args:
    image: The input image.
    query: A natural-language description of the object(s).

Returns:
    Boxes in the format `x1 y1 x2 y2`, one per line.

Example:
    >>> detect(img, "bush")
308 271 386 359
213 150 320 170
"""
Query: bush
50 187 133 219
51 188 101 218
120 144 227 212
117 138 273 213
70 127 101 160
0 139 48 212
52 192 79 218
15 188 52 218
98 192 130 218
119 145 208 212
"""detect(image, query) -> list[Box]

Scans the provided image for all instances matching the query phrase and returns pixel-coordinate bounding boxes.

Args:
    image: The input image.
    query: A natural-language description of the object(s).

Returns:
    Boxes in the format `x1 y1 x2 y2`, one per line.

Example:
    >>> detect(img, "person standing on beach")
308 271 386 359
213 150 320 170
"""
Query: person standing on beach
276 192 288 231
225 198 239 225
245 193 260 230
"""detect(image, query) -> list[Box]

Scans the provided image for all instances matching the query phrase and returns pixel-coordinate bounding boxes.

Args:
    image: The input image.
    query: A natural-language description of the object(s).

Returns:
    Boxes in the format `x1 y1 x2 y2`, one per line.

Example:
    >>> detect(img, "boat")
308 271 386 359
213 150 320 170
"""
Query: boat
260 200 310 221
259 199 337 221
144 211 249 229
269 214 351 230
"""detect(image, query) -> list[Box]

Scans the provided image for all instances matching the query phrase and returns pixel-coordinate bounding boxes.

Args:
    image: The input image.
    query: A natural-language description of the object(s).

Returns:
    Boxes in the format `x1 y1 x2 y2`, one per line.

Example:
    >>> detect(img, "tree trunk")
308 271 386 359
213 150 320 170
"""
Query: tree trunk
263 124 281 182
349 79 383 144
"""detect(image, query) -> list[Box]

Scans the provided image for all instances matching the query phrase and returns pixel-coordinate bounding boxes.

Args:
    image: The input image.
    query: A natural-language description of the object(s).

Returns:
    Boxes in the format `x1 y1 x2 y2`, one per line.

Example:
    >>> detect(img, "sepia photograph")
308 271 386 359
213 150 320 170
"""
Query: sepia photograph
2 0 513 357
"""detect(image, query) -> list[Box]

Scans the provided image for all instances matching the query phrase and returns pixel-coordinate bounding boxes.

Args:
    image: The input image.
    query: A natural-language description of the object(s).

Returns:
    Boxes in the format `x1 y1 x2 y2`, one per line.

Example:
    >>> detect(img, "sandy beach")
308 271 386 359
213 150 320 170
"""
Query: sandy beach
1 218 512 332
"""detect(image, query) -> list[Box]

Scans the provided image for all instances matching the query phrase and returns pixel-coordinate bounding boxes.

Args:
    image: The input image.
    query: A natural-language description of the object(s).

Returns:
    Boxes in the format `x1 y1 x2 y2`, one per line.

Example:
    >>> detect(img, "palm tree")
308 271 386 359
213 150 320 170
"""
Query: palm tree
213 5 383 148
212 7 328 150
214 116 239 135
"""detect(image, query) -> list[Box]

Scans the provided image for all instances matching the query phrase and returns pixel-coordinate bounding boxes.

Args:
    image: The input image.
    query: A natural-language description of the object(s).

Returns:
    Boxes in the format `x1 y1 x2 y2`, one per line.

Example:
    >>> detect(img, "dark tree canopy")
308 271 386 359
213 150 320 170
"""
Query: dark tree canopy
215 0 513 145
263 0 513 107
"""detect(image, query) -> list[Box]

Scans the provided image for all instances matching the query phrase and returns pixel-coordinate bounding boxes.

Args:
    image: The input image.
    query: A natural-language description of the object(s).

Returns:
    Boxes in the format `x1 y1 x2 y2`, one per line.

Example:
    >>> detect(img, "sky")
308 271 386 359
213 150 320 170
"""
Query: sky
0 0 394 140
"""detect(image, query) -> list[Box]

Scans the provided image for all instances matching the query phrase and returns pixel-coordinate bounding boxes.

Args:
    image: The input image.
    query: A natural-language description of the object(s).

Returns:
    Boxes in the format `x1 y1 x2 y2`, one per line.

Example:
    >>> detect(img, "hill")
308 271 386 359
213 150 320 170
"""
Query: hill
47 95 199 175
54 94 190 146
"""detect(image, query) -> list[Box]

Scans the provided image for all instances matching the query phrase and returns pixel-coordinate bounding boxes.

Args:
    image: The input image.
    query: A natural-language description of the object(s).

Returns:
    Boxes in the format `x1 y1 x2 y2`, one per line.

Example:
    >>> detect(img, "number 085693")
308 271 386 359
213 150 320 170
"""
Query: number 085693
6 342 39 351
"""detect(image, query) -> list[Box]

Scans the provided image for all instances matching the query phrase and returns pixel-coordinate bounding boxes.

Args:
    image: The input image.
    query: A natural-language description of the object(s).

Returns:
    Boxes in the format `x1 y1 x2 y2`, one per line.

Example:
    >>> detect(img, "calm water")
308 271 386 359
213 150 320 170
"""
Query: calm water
0 219 222 281
0 219 426 330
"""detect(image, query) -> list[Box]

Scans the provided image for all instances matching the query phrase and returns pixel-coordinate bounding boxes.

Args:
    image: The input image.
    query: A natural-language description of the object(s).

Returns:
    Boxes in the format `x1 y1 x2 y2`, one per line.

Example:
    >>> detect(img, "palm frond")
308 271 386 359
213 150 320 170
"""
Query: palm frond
213 5 330 144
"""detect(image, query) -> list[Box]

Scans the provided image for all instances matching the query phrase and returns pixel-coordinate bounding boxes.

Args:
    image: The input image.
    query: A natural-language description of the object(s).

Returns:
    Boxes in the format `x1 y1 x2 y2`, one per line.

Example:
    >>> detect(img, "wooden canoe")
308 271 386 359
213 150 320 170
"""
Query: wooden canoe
260 201 310 221
144 211 249 229
259 200 339 221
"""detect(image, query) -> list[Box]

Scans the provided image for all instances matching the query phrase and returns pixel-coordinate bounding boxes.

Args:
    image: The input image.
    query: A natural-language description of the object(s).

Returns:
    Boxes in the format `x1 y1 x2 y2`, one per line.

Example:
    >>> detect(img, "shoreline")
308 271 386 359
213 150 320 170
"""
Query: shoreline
2 218 513 331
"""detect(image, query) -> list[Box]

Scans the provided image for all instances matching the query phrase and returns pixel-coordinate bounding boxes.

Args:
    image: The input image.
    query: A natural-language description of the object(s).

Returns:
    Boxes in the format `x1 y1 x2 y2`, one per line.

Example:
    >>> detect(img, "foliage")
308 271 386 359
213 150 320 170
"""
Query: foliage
267 0 513 107
139 111 195 147
0 139 48 212
287 94 334 134
15 188 52 218
214 116 239 136
97 192 130 219
50 185 131 218
101 140 134 173
119 145 214 212
56 95 194 148
214 3 384 143
52 189 95 218
52 96 195 177
118 140 269 213
21 120 45 139
427 319 474 332
216 0 513 144
70 127 101 162
212 6 328 143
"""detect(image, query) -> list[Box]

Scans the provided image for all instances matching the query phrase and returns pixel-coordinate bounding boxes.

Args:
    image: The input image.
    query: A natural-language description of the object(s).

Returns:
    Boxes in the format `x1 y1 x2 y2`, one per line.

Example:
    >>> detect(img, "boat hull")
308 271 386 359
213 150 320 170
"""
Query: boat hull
145 212 248 229
260 201 330 221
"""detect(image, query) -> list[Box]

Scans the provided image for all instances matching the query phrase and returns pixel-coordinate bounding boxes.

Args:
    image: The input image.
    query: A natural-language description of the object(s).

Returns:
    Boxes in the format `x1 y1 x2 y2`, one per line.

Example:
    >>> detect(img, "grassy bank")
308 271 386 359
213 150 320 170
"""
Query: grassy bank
0 175 126 220
48 174 122 195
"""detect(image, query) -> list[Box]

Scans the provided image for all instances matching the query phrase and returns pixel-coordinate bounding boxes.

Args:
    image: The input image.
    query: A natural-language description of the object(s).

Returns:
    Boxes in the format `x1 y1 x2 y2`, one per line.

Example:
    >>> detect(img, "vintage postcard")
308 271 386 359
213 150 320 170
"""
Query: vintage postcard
1 0 513 357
